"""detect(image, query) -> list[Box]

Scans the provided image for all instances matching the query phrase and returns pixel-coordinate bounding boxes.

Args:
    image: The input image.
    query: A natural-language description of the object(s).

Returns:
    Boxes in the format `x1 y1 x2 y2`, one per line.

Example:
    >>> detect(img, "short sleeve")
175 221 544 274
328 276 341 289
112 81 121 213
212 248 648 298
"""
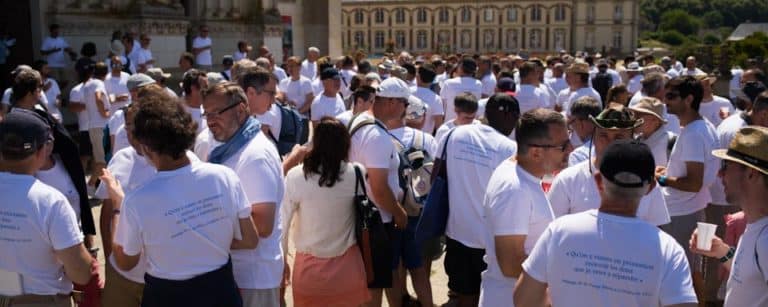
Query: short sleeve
278 79 289 93
227 174 251 241
547 174 572 217
310 98 322 121
49 198 85 250
521 225 553 283
115 199 143 256
432 96 445 115
488 188 532 236
238 157 282 205
301 80 313 95
359 129 395 169
659 242 698 305
69 87 82 103
637 186 671 226
679 128 707 163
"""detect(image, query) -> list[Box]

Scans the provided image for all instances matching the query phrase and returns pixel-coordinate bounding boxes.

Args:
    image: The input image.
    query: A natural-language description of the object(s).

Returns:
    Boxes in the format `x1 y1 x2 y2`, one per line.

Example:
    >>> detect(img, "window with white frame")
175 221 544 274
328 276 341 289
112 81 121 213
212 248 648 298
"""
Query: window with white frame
461 7 472 23
394 8 405 24
484 8 494 22
483 29 495 48
554 29 566 50
374 8 385 24
375 31 385 48
531 5 542 22
554 4 566 21
438 7 450 24
507 7 517 22
612 31 623 49
460 30 472 49
416 30 428 49
354 31 365 47
529 29 542 49
614 4 623 23
506 29 519 49
395 31 406 48
416 8 427 23
354 10 364 24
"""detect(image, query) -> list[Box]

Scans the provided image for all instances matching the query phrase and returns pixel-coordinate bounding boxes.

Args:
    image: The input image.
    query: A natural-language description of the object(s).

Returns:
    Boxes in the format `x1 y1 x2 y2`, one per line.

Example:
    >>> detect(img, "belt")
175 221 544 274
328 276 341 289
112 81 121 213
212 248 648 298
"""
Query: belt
1 293 70 304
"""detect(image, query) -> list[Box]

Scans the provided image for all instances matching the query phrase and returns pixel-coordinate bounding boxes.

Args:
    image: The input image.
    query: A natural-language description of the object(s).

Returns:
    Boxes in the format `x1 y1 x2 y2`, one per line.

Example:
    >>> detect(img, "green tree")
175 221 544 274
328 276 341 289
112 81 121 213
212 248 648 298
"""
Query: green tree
702 11 724 29
658 9 702 36
659 30 687 46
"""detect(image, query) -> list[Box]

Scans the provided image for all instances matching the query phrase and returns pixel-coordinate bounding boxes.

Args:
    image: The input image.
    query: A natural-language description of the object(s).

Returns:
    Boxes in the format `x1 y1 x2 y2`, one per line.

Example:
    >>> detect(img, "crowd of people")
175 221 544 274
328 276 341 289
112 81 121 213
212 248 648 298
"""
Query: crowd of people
1 23 768 307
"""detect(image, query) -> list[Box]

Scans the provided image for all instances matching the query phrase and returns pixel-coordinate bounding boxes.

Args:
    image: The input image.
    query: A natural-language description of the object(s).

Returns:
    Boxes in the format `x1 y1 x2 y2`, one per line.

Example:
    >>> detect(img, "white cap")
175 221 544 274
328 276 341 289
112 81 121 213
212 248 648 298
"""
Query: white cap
405 95 426 120
377 78 411 99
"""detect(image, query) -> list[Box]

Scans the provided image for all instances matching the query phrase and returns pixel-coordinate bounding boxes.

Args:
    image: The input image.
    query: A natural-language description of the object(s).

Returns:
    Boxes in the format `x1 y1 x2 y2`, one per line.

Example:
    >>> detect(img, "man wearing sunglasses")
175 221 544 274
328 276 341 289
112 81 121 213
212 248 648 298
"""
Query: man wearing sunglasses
656 76 721 302
549 104 671 227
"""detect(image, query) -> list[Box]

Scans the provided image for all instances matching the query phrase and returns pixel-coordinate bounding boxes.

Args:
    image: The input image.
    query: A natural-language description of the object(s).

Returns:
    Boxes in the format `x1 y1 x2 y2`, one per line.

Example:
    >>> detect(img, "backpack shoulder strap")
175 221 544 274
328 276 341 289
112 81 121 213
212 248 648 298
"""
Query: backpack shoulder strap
412 130 424 150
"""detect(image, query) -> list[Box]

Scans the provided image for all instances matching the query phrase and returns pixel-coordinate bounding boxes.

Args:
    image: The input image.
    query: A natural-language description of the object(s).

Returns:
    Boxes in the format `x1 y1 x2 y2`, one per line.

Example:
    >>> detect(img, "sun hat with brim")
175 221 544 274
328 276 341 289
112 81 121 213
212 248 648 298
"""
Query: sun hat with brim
625 62 642 72
693 73 717 84
589 103 644 130
127 73 156 91
146 68 171 81
629 98 667 124
378 59 395 71
712 126 768 175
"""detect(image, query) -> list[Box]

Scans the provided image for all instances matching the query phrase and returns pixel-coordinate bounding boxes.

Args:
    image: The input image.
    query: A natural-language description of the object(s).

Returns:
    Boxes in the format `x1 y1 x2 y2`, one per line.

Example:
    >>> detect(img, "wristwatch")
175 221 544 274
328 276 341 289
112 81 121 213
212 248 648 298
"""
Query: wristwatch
657 175 668 187
719 247 736 263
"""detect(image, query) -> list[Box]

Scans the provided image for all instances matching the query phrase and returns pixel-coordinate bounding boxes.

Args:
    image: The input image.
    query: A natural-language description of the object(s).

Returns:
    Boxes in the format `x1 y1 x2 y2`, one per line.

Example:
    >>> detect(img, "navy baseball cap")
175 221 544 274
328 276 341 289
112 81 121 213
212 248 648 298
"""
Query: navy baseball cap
0 109 53 158
599 139 656 188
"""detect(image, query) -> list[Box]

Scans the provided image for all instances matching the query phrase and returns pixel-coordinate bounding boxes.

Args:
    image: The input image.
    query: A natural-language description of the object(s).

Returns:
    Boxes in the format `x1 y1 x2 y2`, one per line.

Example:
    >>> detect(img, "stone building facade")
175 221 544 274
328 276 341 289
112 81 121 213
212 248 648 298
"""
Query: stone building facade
341 0 639 56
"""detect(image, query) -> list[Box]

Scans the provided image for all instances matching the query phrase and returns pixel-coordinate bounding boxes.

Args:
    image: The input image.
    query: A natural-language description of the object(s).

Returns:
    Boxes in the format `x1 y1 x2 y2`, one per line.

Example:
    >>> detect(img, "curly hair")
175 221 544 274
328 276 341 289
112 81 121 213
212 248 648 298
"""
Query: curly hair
132 94 197 159
302 117 350 187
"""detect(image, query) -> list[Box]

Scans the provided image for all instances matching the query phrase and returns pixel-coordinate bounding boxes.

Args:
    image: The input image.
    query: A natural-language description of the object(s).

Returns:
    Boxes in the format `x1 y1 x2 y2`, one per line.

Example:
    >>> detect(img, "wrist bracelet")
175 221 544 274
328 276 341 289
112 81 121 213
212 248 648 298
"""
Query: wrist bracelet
658 175 668 187
719 246 736 263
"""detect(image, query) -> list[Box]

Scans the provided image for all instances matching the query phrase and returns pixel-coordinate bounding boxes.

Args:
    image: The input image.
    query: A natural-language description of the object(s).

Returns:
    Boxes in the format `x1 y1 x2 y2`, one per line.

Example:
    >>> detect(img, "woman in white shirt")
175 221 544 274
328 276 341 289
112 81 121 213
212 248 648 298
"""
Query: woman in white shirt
281 117 370 307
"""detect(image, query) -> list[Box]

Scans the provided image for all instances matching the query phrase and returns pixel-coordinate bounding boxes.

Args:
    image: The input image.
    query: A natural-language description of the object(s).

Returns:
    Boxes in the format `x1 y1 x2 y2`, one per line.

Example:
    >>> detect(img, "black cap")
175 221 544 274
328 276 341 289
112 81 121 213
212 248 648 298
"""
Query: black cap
599 139 656 188
497 77 516 92
0 109 52 158
320 67 341 80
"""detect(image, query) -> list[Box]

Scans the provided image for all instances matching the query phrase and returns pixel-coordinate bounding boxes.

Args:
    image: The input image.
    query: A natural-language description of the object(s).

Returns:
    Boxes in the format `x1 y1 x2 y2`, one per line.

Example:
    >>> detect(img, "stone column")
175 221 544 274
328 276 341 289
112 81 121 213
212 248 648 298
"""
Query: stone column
228 0 241 18
299 0 341 57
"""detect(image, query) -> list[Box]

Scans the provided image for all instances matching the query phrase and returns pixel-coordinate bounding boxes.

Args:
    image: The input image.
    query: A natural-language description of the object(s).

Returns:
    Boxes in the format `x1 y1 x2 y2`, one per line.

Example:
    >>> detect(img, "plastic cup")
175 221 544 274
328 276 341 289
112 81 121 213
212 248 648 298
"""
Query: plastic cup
696 222 718 251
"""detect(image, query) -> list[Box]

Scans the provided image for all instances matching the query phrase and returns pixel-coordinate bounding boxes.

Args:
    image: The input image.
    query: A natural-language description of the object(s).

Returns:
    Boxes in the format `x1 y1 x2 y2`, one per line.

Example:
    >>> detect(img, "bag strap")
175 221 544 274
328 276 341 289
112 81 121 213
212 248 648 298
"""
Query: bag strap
353 164 367 198
756 223 768 278
413 130 424 150
440 128 456 160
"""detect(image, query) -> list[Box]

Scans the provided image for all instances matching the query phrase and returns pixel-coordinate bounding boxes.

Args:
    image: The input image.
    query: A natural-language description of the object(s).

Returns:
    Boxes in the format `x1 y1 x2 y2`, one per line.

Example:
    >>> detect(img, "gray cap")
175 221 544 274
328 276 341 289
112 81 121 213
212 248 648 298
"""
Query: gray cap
206 72 225 86
127 73 156 91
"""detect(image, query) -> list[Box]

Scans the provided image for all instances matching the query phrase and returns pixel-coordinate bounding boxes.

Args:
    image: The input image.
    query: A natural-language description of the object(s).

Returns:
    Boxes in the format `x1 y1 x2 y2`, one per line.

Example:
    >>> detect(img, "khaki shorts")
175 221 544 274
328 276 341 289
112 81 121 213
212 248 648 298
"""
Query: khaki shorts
88 128 106 164
102 262 144 307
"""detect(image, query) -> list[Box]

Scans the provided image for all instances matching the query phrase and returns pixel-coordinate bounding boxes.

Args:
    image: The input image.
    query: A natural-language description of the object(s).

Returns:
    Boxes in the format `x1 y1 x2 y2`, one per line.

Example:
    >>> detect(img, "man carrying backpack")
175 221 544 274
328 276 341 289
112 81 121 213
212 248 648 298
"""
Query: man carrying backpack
592 60 613 104
384 95 438 307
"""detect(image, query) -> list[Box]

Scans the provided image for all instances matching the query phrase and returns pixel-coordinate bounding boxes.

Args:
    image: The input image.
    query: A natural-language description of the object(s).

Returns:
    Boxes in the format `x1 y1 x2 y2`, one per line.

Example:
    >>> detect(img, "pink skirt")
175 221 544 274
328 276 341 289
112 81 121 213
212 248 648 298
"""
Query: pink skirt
292 245 371 307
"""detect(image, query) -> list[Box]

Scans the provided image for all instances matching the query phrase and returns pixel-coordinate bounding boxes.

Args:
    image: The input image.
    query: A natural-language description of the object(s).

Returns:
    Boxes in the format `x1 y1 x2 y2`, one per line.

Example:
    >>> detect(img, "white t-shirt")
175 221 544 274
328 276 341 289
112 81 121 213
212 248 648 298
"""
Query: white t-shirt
439 124 517 248
222 131 285 289
310 94 346 122
183 103 206 134
546 77 568 96
137 47 154 69
257 103 282 142
413 87 444 134
348 112 401 223
82 78 111 129
107 109 131 155
627 74 643 94
336 110 353 127
515 84 548 114
278 77 314 117
680 67 705 76
95 147 155 283
567 139 594 167
710 114 747 205
480 161 554 306
194 128 221 163
70 83 89 132
563 87 603 115
388 126 438 158
192 36 213 66
104 72 131 111
0 172 83 295
434 119 481 145
481 73 497 97
233 51 247 62
43 78 62 122
522 210 698 307
440 76 483 121
300 59 317 80
41 36 70 68
539 83 557 109
662 119 719 216
548 160 671 226
629 92 682 136
115 162 251 280
643 127 673 167
724 217 768 307
273 67 288 82
35 155 81 219
698 95 734 127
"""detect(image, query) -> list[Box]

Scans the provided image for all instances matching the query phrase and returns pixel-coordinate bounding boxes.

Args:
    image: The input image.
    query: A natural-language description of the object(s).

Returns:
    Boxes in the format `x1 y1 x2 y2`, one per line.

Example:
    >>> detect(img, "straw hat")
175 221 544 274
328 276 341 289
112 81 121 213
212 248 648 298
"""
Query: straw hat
629 98 667 123
712 126 768 175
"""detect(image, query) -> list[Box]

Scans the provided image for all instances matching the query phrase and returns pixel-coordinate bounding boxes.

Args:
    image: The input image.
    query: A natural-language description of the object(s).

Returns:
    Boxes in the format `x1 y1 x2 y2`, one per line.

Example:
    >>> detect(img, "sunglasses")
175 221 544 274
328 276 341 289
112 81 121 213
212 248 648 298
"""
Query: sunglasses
664 92 680 100
202 101 242 118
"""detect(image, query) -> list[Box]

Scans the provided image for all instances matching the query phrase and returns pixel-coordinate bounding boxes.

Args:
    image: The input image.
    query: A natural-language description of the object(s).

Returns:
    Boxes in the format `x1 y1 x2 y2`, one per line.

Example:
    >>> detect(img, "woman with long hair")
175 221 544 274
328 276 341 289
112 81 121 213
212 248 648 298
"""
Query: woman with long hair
281 117 370 307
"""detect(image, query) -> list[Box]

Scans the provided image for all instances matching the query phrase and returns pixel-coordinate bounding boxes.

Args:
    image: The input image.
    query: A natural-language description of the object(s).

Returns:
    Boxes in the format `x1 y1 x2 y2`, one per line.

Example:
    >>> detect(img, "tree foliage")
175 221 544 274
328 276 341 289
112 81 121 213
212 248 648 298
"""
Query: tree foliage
658 10 702 36
641 0 768 29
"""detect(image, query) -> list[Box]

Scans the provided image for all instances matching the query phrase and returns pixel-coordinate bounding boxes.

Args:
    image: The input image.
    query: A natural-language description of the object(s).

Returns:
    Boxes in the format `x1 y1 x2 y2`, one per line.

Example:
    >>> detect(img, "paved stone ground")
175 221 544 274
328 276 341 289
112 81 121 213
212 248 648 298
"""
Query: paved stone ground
89 205 450 306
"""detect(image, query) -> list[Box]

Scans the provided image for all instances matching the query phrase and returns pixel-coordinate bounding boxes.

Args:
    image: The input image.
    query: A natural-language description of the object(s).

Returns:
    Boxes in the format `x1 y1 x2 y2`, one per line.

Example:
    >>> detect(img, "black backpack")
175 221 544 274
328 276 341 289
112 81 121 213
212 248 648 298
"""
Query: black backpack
592 72 613 103
266 103 305 156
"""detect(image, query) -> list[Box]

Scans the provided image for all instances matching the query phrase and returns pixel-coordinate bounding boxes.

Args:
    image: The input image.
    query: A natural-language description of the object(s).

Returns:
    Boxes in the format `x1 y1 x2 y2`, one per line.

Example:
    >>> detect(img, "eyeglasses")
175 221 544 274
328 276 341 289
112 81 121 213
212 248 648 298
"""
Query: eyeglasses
202 101 242 118
664 92 680 100
527 140 571 152
259 89 277 98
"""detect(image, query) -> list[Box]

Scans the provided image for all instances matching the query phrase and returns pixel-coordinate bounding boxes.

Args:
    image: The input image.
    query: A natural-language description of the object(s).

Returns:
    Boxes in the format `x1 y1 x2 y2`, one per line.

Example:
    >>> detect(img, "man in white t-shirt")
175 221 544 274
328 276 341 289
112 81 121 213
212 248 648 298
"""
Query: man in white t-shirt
300 47 320 80
40 24 76 88
310 68 346 128
413 63 444 135
192 25 213 69
657 76 720 296
629 73 682 135
136 34 154 73
434 92 481 144
0 109 94 305
82 62 111 181
680 56 705 76
33 60 64 122
109 92 258 307
559 62 602 114
439 93 519 306
690 126 768 307
515 61 549 114
478 56 497 98
548 104 671 226
625 62 644 94
202 82 285 307
697 74 734 127
181 69 208 134
347 77 410 306
337 85 375 127
104 56 131 112
480 108 571 307
545 63 568 95
440 58 482 122
566 96 601 165
516 140 698 307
